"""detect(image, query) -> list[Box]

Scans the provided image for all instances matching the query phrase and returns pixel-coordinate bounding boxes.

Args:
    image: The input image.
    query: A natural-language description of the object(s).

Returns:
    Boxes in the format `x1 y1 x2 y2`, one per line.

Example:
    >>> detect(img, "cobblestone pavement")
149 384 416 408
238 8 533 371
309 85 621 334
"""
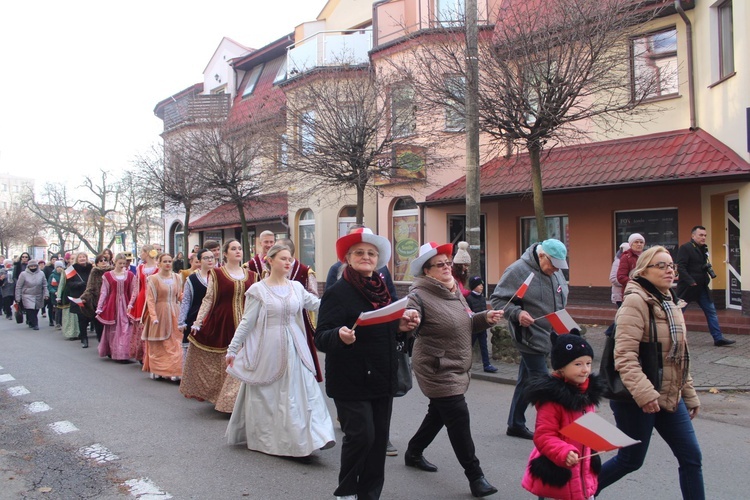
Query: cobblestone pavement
472 325 750 391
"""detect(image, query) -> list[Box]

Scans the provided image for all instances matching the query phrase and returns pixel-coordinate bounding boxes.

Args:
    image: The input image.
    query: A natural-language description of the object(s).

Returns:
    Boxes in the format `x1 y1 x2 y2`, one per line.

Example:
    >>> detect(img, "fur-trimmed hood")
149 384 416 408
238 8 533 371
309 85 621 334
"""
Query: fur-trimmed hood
525 373 605 412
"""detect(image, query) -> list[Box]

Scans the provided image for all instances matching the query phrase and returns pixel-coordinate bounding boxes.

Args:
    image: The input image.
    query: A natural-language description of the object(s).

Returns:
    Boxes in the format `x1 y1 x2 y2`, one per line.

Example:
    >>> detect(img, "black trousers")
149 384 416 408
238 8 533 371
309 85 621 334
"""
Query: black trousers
77 313 91 342
2 296 13 317
407 394 484 482
25 308 39 328
333 397 392 500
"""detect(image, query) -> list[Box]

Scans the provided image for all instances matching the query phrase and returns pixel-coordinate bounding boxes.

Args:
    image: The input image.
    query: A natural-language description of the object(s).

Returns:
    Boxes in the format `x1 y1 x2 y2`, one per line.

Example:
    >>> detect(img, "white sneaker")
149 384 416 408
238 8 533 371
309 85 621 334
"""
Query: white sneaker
336 496 357 500
170 376 180 382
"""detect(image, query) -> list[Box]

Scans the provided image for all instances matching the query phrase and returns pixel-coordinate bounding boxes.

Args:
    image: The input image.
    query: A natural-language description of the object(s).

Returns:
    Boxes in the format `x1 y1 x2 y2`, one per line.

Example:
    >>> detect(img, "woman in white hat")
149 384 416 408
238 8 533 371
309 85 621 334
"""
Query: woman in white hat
404 243 503 498
315 228 420 500
617 233 645 288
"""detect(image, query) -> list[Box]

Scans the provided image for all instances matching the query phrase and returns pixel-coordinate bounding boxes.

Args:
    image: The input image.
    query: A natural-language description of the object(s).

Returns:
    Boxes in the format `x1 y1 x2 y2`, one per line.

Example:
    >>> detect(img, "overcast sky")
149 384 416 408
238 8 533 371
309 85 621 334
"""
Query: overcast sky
0 0 326 188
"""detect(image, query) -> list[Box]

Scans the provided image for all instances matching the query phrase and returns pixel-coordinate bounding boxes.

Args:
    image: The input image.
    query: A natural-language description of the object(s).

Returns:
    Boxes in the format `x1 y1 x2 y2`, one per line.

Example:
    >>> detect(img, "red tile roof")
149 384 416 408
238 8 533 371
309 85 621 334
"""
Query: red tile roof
426 129 750 203
226 56 287 131
189 193 288 230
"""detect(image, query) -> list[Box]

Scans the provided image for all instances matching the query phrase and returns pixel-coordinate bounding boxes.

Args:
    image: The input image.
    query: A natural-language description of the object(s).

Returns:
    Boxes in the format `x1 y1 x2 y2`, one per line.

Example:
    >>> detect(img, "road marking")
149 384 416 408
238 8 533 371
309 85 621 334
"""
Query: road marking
7 385 30 396
27 401 51 413
0 374 16 383
123 478 172 499
79 443 119 463
49 421 78 434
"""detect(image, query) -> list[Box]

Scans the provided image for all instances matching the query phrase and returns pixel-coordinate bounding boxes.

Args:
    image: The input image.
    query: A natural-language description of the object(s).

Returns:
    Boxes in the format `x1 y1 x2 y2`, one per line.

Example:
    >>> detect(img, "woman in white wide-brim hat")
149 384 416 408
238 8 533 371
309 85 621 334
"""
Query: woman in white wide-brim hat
404 242 503 498
316 228 420 499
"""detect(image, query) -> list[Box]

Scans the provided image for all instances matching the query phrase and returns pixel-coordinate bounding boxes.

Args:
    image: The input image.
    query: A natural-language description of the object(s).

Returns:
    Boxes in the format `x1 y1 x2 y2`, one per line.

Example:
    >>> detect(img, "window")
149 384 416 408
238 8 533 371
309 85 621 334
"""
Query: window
338 206 358 238
241 64 264 98
631 28 678 99
444 75 465 131
298 110 316 154
298 209 316 271
614 208 679 259
391 84 415 138
718 0 734 78
520 215 569 279
277 133 288 169
274 58 287 84
392 197 419 281
437 0 465 27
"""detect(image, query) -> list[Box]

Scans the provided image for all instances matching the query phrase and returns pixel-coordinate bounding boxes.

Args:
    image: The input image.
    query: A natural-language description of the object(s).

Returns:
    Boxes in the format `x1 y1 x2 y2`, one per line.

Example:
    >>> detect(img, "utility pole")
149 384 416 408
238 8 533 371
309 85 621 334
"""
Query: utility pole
465 0 481 278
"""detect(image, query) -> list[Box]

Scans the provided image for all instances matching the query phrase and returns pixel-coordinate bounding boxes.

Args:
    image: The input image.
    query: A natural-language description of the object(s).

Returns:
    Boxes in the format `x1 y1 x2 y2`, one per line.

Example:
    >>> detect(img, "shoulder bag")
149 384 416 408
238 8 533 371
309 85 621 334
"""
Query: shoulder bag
601 307 663 401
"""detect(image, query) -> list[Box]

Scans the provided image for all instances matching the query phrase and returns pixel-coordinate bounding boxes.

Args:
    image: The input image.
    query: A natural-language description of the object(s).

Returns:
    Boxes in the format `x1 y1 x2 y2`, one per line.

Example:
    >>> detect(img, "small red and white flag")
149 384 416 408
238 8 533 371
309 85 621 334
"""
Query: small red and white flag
544 309 580 334
560 412 640 452
516 272 535 299
65 266 77 280
355 297 409 328
68 296 84 306
50 278 58 287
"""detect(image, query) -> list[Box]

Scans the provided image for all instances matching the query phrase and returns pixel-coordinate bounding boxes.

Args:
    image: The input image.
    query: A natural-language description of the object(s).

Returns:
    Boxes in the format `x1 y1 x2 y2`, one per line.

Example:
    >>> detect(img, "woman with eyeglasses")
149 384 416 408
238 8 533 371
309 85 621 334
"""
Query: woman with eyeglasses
181 239 258 412
597 245 704 499
403 243 503 498
14 259 48 331
316 228 420 500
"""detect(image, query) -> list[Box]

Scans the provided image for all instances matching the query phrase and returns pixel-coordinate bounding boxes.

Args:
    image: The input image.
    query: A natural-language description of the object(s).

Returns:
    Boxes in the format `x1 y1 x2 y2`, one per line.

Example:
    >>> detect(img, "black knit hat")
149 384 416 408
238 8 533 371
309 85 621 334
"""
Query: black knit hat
468 276 483 290
550 332 594 370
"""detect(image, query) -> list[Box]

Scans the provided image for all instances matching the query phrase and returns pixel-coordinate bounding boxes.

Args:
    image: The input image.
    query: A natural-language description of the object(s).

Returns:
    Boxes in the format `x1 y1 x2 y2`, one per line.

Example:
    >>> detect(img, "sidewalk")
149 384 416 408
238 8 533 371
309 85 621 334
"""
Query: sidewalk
472 325 750 391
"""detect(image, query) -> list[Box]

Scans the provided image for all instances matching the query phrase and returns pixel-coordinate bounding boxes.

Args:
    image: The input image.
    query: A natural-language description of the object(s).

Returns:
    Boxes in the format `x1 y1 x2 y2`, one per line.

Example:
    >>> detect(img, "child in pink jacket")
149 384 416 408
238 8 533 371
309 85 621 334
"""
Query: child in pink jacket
521 333 604 500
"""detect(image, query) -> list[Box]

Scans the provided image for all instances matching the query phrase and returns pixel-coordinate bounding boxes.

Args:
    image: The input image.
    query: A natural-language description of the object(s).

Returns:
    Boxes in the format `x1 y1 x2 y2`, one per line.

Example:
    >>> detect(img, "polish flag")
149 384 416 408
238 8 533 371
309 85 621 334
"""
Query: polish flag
65 266 77 280
516 272 535 299
560 412 640 452
355 297 409 327
50 278 58 287
544 309 580 334
68 296 84 306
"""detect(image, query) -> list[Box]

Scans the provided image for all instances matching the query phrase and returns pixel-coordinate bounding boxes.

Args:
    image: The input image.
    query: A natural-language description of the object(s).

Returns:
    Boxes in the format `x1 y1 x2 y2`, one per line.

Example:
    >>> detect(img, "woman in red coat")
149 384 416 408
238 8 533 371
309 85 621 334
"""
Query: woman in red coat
616 233 645 288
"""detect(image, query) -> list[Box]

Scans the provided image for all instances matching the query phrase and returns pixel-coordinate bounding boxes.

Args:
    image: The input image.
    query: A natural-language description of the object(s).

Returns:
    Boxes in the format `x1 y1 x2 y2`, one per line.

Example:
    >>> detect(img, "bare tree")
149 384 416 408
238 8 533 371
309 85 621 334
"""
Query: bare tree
387 0 669 239
80 169 122 253
281 67 442 224
23 183 94 255
0 208 37 257
134 142 208 259
117 170 156 253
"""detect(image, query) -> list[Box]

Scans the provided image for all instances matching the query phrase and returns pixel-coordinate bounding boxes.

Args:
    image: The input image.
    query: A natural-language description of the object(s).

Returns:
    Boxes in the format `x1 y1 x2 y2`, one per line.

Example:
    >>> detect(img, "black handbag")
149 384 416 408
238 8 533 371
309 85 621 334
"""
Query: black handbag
394 341 413 397
14 303 23 324
601 307 663 401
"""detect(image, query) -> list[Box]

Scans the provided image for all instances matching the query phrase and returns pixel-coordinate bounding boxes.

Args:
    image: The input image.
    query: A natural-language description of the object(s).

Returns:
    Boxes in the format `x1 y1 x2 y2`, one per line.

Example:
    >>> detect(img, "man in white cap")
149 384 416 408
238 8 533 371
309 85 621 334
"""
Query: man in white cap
490 239 569 440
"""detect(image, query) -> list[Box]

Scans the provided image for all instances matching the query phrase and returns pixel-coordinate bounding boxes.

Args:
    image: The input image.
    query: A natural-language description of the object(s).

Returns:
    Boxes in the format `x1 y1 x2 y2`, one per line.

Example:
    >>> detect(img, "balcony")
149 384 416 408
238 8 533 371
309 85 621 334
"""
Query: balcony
287 30 372 76
160 93 232 133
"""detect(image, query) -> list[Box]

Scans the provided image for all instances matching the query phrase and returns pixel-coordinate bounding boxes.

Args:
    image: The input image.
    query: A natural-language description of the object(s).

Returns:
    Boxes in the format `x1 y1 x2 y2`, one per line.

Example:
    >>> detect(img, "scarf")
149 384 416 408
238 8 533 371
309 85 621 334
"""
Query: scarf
634 277 689 385
343 265 391 310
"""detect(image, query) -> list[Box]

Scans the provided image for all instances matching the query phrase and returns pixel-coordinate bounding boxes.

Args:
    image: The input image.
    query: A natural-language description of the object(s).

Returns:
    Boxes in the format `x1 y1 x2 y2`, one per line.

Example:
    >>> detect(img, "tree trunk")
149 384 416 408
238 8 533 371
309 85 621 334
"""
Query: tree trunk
529 145 547 241
465 0 481 278
236 201 250 261
182 204 191 262
355 185 365 225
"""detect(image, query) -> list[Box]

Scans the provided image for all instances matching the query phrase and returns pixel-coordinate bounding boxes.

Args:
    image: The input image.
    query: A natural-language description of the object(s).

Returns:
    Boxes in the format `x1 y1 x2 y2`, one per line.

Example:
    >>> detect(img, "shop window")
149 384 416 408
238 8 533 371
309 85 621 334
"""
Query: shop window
520 215 569 280
298 209 316 271
631 28 678 100
614 208 678 258
392 197 419 281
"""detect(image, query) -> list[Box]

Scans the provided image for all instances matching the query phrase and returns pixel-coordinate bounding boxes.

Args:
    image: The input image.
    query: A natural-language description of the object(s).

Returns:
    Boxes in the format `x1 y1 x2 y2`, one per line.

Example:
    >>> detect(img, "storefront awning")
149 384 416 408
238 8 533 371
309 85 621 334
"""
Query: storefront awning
426 129 750 204
188 192 288 231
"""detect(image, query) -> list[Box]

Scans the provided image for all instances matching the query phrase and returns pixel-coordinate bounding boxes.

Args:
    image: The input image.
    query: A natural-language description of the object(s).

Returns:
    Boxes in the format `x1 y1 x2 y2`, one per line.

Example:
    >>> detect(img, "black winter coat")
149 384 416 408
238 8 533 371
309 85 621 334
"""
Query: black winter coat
465 291 488 315
675 241 710 302
66 263 92 315
315 278 398 401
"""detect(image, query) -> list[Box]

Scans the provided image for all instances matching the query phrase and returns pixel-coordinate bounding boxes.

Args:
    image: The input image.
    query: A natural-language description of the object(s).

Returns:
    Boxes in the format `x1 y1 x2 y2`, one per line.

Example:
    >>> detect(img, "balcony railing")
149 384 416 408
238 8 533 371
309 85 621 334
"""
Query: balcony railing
287 30 373 76
161 94 232 133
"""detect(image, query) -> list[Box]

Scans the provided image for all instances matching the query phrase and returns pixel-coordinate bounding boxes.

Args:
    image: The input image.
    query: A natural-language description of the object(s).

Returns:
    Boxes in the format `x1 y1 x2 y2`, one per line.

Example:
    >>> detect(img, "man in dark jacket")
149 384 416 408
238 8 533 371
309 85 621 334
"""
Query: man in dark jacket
676 225 735 347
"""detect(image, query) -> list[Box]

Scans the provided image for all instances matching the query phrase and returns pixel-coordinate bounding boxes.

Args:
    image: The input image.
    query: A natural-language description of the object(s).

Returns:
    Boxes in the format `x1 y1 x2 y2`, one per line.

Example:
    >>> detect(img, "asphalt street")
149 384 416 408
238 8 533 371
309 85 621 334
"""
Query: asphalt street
1 319 749 499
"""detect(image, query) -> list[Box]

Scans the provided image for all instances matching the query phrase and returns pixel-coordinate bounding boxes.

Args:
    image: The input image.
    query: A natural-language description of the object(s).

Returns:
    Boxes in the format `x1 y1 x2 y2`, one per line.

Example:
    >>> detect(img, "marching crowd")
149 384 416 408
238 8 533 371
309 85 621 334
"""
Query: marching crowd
1 224 723 499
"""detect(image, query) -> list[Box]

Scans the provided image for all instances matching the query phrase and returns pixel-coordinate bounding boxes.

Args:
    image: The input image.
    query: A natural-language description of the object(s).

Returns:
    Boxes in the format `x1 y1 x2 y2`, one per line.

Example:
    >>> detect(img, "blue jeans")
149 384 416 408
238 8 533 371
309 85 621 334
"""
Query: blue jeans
694 286 723 342
507 351 548 429
598 399 704 499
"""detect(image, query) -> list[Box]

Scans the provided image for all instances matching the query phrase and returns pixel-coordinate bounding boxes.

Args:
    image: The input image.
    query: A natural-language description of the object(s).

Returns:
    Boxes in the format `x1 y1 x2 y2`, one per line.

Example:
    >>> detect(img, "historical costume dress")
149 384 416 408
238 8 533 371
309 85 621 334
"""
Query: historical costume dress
141 273 184 379
57 271 80 339
128 263 158 361
60 263 92 344
180 266 257 412
96 270 135 360
226 280 335 457
178 271 208 355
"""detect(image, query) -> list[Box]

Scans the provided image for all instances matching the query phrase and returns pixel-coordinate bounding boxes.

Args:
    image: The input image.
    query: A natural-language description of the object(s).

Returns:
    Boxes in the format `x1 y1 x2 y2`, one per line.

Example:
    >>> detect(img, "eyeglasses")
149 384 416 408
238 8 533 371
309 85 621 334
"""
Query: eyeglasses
429 261 453 269
351 249 379 259
646 262 677 271
201 256 215 261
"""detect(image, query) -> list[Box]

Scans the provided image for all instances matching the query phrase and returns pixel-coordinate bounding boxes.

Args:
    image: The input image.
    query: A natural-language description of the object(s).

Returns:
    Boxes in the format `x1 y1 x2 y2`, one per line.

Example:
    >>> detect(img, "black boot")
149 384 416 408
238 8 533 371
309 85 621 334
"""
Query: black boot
469 476 497 498
81 334 89 348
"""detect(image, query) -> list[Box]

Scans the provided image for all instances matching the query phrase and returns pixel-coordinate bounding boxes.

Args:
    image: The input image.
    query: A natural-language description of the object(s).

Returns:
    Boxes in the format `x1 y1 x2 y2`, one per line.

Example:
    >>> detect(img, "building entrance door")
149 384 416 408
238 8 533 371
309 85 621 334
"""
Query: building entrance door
726 195 741 310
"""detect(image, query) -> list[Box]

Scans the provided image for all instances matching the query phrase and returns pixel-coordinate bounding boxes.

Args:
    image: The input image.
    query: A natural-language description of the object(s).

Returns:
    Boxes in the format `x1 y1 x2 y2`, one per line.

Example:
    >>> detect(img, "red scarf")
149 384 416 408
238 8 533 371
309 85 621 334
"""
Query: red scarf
343 265 391 310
